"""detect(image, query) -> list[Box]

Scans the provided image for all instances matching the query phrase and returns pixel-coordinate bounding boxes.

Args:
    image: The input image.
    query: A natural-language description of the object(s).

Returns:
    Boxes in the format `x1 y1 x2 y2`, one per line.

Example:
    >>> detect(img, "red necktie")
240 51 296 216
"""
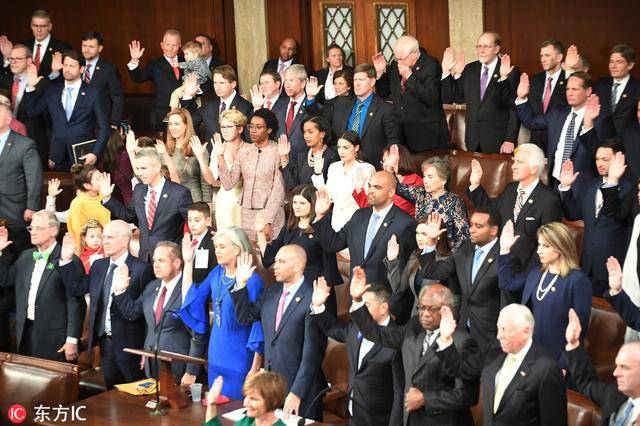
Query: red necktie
401 77 407 95
172 66 180 80
286 100 296 134
191 238 199 248
11 76 19 107
84 64 92 84
34 44 42 71
154 286 167 325
542 76 553 113
220 102 226 115
147 189 157 229
266 99 272 110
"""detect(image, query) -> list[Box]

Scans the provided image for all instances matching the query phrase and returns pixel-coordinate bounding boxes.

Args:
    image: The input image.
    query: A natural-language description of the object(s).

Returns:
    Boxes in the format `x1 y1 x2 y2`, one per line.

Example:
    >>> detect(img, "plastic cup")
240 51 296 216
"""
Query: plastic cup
190 383 203 402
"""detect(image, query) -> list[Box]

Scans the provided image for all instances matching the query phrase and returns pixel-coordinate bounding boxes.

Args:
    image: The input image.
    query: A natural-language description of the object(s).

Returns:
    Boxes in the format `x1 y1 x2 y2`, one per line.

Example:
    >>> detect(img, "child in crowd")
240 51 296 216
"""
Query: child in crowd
170 41 211 109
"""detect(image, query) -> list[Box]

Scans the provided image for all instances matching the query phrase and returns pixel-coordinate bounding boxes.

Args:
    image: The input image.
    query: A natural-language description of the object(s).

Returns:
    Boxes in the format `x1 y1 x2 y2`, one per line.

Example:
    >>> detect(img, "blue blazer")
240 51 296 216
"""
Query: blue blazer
58 254 155 362
605 289 640 331
498 253 592 363
23 81 110 164
231 279 327 420
104 179 192 262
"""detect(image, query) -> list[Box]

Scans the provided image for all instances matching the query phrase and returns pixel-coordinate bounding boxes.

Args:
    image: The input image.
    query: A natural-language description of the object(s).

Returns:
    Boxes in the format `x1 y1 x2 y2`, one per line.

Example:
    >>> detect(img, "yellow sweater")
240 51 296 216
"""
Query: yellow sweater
67 192 111 247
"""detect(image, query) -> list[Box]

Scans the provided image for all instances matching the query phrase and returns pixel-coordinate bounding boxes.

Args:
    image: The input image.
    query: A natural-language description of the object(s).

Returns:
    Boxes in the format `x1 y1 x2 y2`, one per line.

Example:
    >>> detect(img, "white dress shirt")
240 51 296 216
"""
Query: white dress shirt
552 106 586 180
366 201 394 239
12 73 28 116
516 178 540 205
32 34 51 66
611 74 631 109
286 92 306 119
478 56 499 91
612 397 639 426
145 177 166 217
61 79 82 114
219 91 237 113
542 69 563 101
84 56 99 80
280 276 305 314
323 67 341 100
27 241 58 321
105 251 129 334
153 272 182 312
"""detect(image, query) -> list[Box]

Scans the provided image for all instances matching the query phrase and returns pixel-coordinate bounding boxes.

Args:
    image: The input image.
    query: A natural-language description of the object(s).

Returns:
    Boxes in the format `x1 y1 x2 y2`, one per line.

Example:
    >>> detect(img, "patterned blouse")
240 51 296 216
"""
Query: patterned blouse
397 183 470 252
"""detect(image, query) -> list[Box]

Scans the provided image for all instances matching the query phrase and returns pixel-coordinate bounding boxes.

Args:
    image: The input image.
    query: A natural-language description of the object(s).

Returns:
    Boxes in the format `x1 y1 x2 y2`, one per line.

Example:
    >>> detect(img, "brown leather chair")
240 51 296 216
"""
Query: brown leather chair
444 103 468 151
0 352 80 408
568 389 602 426
322 338 349 425
584 297 627 384
564 220 585 259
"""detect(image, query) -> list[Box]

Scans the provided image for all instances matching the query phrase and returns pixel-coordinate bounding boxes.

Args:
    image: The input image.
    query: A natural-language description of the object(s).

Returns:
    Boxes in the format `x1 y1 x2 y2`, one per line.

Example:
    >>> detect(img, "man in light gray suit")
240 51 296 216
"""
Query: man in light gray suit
112 241 205 388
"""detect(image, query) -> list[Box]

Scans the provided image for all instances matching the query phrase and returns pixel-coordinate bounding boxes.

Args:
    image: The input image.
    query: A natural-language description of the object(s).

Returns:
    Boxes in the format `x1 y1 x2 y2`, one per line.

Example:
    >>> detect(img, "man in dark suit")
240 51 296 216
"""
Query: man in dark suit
564 308 640 425
22 50 110 171
350 269 478 426
186 202 217 284
311 279 404 425
314 44 353 105
232 245 327 421
58 220 155 389
128 30 183 131
605 256 640 330
0 211 85 362
437 303 567 426
527 39 568 150
181 64 252 143
112 241 205 388
194 34 224 72
307 63 401 166
80 31 124 126
594 44 640 139
261 38 303 81
250 71 288 116
468 144 562 274
421 207 503 351
314 171 417 322
99 148 193 262
441 32 521 154
559 139 632 295
514 71 600 187
373 35 449 152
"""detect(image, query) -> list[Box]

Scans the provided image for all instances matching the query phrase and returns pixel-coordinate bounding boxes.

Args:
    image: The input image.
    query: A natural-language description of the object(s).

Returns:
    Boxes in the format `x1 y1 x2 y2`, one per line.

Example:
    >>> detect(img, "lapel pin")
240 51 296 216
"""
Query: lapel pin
559 81 564 85
163 193 168 198
155 287 159 292
493 74 498 78
487 258 494 264
295 297 301 303
308 234 313 239
551 287 556 292
96 66 100 70
622 94 628 98
520 371 526 376
383 223 388 227
528 199 533 204
48 47 53 51
369 112 373 116
81 92 86 96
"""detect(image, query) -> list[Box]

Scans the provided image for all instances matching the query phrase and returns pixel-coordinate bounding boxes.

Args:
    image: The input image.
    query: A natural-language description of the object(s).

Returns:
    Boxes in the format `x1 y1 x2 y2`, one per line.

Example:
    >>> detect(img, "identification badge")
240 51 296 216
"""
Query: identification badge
194 249 209 268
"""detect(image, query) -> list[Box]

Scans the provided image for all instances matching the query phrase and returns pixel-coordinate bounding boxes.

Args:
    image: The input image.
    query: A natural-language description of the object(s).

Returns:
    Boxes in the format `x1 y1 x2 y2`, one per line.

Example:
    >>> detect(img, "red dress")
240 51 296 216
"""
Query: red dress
352 173 423 217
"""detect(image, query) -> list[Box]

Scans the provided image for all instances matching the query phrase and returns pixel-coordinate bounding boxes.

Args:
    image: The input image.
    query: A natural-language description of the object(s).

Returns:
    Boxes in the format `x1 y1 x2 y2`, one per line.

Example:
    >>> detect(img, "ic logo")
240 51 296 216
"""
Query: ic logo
7 404 27 424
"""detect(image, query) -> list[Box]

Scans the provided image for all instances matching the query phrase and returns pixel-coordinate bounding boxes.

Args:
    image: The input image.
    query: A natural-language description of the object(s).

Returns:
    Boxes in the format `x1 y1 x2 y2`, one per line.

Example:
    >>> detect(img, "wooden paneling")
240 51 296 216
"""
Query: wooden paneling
266 0 314 70
415 0 450 60
0 0 236 94
483 0 640 80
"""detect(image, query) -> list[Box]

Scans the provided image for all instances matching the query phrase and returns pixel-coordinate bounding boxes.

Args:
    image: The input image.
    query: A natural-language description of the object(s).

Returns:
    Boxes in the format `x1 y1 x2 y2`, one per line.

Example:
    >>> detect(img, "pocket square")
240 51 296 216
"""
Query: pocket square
525 217 535 221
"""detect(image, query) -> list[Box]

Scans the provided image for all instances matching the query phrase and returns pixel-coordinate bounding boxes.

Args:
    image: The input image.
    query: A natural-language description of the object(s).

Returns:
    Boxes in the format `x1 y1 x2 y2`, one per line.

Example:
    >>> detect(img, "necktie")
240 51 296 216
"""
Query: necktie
191 238 199 248
421 330 433 356
101 263 118 336
84 63 92 84
147 189 157 229
274 289 290 330
363 213 380 258
494 354 517 413
34 43 42 70
401 76 407 95
542 76 553 113
350 101 364 134
471 247 484 283
278 63 286 81
595 184 604 218
480 65 489 101
562 112 578 165
11 76 19 108
64 87 74 120
154 286 167 325
220 101 226 115
611 82 621 111
614 399 635 426
172 65 180 80
513 188 526 221
266 99 272 110
32 251 49 262
285 100 296 134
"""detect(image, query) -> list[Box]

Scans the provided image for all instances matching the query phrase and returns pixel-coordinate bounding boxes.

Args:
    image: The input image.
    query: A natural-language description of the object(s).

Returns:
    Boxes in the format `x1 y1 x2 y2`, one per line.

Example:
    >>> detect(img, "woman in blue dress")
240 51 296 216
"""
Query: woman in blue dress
180 226 264 399
498 220 592 365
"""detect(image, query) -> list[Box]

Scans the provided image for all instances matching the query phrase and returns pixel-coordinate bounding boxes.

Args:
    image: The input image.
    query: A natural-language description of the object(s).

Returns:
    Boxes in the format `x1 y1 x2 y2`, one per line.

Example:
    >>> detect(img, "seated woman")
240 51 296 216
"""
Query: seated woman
180 227 264 400
67 163 111 247
498 220 592 364
77 219 105 274
204 373 287 426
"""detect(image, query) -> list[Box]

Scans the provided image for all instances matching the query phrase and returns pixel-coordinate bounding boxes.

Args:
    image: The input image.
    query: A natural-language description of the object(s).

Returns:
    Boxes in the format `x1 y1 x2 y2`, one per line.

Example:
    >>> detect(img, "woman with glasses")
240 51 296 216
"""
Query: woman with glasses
191 109 249 230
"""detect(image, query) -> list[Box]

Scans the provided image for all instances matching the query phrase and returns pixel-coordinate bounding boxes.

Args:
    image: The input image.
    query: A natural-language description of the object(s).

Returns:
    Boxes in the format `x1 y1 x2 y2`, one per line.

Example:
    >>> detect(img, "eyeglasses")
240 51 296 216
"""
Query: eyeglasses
26 226 49 233
7 57 27 62
220 125 238 130
417 305 442 314
393 49 416 63
475 44 497 51
247 124 266 130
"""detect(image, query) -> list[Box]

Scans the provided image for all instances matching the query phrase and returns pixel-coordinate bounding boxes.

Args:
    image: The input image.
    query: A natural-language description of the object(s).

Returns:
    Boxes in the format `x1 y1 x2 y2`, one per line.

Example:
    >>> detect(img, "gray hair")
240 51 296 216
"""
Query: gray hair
33 210 60 231
213 226 252 253
135 147 162 164
12 44 32 59
104 220 133 241
395 35 420 53
515 143 545 178
155 241 182 262
285 64 308 82
499 303 535 331
418 283 454 307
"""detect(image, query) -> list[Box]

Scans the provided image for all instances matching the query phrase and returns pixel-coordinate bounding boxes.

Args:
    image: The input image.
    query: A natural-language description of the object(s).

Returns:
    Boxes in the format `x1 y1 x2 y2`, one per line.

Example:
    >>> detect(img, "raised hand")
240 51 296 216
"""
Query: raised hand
441 47 456 73
181 233 195 261
372 52 388 77
564 45 579 70
353 167 366 193
277 134 291 157
387 234 400 261
61 232 76 261
96 172 114 198
559 160 579 188
212 133 225 157
113 264 130 294
499 54 514 79
235 251 256 288
439 305 457 345
26 63 43 88
125 129 137 154
312 276 332 307
584 94 601 124
305 76 323 99
189 135 205 159
254 210 268 233
565 308 582 350
207 376 224 406
387 144 400 174
606 256 623 295
607 151 627 185
184 73 199 98
516 73 530 99
425 212 447 245
155 139 168 156
47 178 63 197
0 36 13 58
453 52 466 75
469 159 483 188
250 84 266 109
499 220 520 253
0 227 13 252
128 40 145 61
315 187 333 217
349 266 371 302
50 51 63 72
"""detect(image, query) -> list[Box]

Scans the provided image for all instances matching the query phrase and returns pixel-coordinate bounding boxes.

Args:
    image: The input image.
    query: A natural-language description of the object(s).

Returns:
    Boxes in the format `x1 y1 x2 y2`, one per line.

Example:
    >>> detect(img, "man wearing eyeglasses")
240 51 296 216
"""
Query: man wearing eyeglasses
441 32 521 154
372 35 450 153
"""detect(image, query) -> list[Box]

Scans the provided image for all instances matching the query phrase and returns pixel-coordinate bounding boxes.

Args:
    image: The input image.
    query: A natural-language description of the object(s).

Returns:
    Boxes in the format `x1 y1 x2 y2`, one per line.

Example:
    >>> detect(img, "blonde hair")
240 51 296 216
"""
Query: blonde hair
79 219 103 252
182 41 202 57
537 222 579 277
165 108 196 156
220 109 248 126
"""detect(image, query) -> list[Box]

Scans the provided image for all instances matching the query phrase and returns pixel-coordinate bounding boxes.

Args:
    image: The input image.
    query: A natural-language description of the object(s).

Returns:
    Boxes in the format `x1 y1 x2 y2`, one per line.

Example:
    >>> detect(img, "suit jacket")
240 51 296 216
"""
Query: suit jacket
86 57 124 125
443 61 521 153
22 37 71 77
421 240 502 351
189 229 218 284
128 56 183 130
437 339 566 426
261 58 306 75
307 94 402 165
351 305 478 426
0 131 42 226
594 76 640 139
231 279 327 421
104 179 192 262
181 93 253 142
281 144 339 189
0 244 85 361
269 94 289 118
23 81 110 164
564 346 629 425
312 308 403 426
527 70 568 148
313 65 354 105
274 97 312 154
58 253 155 362
376 49 449 151
468 181 562 273
113 277 206 380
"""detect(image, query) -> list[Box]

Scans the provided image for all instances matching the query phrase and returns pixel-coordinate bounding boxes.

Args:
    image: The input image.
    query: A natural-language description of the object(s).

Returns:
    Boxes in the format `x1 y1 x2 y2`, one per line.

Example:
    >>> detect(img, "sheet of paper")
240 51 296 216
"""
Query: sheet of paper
194 249 209 269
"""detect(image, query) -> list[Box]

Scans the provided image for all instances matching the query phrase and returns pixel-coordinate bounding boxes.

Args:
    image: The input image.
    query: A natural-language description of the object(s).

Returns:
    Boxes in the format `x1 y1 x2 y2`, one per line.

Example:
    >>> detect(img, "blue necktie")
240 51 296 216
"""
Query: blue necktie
64 87 74 120
363 213 380 258
614 400 634 426
471 247 484 284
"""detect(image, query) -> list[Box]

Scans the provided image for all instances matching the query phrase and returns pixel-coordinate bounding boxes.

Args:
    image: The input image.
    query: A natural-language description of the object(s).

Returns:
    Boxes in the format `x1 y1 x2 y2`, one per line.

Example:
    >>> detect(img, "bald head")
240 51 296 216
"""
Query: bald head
273 244 307 285
105 220 132 240
366 171 397 208
279 38 298 62
614 341 640 398
102 220 132 258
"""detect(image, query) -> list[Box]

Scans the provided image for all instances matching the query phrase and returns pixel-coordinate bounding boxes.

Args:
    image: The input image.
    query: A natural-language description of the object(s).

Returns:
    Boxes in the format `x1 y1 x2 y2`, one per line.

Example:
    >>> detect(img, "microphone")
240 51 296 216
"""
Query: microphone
296 385 374 426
